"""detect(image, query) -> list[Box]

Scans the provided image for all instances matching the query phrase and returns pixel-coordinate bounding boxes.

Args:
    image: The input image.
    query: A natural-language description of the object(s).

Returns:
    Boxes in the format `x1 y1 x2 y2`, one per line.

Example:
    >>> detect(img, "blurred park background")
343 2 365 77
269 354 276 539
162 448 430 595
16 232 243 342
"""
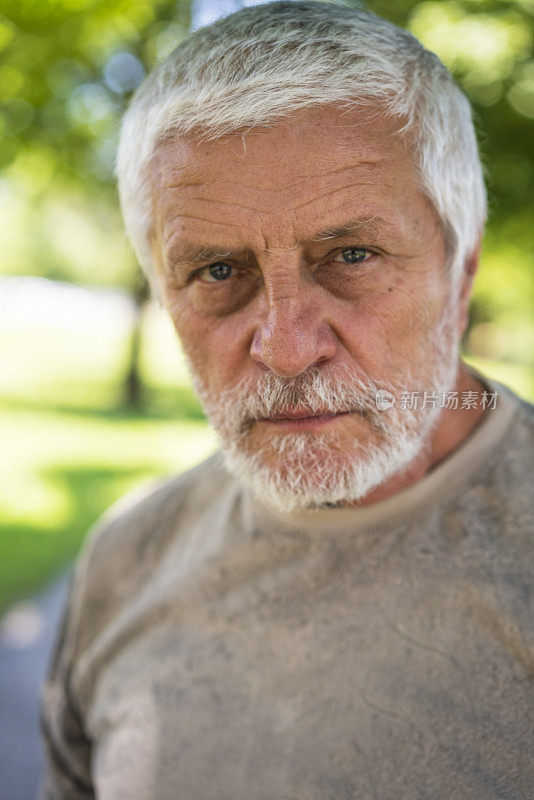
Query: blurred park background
0 0 533 617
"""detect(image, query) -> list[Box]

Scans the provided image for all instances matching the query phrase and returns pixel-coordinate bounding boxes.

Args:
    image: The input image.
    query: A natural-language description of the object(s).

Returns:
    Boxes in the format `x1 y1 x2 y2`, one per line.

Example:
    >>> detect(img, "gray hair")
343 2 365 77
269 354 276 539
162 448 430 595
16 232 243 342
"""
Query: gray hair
116 0 487 290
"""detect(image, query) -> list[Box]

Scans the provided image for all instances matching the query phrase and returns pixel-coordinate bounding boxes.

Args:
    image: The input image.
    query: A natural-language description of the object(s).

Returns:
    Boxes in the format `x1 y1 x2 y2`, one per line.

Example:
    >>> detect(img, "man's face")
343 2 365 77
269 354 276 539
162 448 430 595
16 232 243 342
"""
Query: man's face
150 106 463 509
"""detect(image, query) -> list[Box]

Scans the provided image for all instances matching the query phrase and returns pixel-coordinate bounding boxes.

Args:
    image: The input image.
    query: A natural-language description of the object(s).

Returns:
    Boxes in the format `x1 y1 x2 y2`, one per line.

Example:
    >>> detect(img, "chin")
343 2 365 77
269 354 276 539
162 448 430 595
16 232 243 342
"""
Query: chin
220 426 428 512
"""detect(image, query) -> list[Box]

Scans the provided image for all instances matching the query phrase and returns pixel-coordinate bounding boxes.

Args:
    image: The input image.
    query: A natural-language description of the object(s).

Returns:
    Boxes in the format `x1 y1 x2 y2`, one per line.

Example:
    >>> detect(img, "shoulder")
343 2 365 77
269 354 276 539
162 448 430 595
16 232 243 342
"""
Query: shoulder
435 376 534 551
493 390 534 535
465 371 534 477
490 383 534 480
85 451 229 563
66 452 236 652
458 381 534 557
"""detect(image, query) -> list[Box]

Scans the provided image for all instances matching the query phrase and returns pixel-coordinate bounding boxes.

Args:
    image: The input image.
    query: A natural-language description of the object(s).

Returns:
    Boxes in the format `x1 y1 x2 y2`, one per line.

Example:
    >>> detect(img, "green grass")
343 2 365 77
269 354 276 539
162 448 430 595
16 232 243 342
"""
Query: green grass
0 403 216 612
1 298 533 614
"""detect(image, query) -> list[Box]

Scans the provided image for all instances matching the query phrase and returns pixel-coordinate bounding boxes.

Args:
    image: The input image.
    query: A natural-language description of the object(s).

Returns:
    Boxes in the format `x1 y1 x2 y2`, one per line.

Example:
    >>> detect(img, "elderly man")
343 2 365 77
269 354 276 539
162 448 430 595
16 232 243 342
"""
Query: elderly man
41 2 533 798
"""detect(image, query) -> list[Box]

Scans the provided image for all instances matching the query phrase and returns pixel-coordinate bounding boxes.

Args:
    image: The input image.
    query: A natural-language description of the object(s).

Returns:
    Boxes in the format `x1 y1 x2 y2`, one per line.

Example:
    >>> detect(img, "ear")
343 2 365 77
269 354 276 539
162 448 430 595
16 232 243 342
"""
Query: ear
457 238 482 338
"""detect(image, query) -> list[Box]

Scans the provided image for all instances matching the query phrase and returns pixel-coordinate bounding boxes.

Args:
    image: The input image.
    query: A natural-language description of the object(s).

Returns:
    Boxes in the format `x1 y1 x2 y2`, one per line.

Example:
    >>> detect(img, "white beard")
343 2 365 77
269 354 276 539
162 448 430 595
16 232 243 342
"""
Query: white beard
186 303 460 512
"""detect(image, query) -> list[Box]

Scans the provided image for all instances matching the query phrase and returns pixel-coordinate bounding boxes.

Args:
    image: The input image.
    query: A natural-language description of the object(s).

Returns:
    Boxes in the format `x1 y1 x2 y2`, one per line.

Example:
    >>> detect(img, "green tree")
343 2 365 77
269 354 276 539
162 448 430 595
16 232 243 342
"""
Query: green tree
0 0 191 405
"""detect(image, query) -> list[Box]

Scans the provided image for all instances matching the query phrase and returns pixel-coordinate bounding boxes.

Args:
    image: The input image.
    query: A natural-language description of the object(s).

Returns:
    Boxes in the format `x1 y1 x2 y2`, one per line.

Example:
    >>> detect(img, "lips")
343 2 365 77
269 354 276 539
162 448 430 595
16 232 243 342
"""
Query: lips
261 409 352 422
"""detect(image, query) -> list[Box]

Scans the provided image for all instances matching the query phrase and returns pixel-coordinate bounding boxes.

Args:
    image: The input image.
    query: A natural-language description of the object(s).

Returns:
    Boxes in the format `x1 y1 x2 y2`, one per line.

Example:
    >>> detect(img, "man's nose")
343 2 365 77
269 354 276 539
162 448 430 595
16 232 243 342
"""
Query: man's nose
249 273 337 377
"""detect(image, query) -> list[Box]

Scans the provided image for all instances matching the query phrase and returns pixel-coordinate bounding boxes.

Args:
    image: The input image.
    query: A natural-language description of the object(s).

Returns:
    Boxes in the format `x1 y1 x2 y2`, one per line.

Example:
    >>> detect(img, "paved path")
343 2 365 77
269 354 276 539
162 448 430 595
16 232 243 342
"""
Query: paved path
0 574 70 800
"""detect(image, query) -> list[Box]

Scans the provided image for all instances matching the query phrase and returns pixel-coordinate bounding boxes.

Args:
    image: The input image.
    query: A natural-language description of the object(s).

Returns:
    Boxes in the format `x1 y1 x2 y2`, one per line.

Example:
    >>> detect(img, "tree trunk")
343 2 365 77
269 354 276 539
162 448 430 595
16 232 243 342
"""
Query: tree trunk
124 270 149 408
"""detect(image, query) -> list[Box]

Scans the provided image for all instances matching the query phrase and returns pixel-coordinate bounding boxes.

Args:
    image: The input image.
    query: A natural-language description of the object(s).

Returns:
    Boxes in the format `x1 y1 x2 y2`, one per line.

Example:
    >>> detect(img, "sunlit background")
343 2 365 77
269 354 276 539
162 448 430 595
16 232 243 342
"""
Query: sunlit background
1 0 533 615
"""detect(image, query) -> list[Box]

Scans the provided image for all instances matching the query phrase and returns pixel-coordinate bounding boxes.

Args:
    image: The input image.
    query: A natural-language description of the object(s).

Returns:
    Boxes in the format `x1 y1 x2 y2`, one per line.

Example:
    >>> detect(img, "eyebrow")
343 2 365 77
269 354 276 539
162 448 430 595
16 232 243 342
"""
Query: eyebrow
308 215 385 243
165 244 248 269
166 215 391 269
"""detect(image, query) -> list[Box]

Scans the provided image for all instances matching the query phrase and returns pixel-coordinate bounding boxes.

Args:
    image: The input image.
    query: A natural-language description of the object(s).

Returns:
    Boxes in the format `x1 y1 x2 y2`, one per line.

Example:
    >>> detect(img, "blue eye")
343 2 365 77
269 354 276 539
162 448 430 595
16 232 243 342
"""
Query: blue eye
205 262 233 281
338 248 369 264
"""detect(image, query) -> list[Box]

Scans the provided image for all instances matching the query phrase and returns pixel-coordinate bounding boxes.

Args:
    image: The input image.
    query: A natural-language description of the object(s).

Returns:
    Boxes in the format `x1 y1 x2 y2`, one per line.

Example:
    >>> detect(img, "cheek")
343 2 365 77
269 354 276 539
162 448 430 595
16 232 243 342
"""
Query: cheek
162 292 213 377
171 305 250 391
335 280 449 369
377 276 448 333
187 276 258 316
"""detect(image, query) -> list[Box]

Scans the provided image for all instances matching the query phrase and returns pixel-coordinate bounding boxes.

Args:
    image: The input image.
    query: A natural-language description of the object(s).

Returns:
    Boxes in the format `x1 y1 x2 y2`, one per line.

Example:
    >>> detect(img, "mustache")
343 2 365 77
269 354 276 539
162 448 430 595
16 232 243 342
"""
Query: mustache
206 366 389 436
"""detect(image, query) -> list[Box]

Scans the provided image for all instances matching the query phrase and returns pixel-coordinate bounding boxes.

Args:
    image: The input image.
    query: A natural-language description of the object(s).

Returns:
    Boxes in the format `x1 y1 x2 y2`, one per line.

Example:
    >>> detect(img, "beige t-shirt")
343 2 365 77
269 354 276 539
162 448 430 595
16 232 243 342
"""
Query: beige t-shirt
41 379 534 799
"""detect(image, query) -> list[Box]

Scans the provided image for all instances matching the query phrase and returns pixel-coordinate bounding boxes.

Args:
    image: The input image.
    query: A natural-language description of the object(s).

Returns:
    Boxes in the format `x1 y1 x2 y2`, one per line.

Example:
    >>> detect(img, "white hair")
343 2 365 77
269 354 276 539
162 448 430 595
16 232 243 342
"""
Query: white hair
116 0 487 291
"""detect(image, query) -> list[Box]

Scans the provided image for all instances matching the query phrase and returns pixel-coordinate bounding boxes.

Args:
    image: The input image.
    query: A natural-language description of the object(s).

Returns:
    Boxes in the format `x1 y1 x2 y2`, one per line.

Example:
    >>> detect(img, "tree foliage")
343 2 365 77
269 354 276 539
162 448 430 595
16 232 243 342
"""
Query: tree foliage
0 0 190 287
0 0 191 185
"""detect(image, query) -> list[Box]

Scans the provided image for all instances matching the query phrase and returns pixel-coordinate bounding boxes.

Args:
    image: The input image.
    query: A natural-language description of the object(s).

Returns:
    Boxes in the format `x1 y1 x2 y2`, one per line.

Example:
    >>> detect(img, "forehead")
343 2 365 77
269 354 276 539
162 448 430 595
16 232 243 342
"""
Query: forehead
154 105 408 176
149 105 437 249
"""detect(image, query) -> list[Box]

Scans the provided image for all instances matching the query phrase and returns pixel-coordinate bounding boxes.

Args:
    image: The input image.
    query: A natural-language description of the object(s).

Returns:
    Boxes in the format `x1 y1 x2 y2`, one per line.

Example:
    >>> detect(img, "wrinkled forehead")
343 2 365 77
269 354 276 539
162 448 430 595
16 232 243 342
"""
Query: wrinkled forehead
146 104 448 267
149 105 417 199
